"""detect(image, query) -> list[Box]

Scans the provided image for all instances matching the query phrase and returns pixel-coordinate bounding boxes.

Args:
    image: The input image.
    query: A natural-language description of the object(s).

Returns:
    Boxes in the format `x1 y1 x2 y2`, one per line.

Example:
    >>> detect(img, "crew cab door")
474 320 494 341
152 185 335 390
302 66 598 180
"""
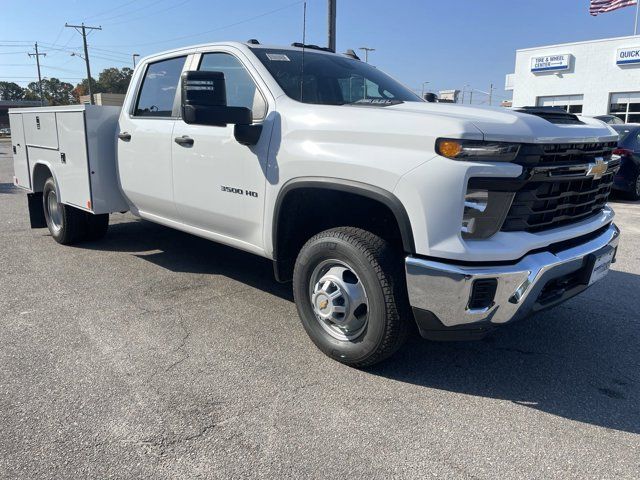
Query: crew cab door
171 49 272 251
117 55 189 220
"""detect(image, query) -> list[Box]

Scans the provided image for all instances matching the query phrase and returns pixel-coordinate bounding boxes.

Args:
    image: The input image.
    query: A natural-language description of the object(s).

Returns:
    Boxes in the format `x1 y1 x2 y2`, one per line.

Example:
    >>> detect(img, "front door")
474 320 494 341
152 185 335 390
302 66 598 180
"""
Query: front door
171 50 272 250
117 54 188 220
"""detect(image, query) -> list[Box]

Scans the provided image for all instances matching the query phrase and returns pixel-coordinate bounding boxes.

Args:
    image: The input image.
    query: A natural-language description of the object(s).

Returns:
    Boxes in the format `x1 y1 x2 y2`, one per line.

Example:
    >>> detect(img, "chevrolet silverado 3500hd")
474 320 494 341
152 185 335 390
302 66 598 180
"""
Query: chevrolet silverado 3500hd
9 41 620 367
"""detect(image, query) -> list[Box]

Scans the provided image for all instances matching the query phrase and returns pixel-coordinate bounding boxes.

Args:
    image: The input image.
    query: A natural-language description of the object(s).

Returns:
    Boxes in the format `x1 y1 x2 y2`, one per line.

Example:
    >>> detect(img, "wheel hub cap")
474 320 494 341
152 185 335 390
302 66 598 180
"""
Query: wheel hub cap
309 261 369 341
46 190 62 233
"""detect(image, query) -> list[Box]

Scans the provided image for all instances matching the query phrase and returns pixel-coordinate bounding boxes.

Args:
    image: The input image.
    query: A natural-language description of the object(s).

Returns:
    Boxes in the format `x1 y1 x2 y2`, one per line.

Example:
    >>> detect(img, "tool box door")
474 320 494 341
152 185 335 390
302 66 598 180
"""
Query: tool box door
9 114 31 190
56 112 92 211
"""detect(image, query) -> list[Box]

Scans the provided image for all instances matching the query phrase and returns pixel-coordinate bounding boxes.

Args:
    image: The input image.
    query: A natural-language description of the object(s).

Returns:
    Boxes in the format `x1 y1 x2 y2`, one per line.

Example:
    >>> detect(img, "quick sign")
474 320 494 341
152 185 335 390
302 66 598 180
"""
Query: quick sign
531 54 571 72
616 47 640 65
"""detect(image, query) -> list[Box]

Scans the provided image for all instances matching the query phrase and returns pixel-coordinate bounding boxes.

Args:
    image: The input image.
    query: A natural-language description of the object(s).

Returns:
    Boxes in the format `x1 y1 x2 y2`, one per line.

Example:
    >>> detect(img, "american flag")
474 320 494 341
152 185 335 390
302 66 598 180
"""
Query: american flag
590 0 638 16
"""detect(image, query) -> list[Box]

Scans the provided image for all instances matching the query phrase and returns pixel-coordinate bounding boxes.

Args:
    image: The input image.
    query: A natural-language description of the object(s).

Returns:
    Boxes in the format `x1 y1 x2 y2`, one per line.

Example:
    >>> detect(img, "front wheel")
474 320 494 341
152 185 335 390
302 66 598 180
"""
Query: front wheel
293 227 410 367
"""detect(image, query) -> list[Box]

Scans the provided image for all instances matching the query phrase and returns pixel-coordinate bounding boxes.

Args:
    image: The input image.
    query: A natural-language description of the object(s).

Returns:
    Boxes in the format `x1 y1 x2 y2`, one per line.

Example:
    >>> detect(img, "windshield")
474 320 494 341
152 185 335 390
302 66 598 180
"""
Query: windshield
251 48 422 106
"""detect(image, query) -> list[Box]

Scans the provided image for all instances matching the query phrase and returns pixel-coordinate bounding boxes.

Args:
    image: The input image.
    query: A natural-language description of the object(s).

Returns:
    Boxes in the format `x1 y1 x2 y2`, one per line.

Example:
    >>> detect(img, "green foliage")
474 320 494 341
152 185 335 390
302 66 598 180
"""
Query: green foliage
0 81 27 101
27 78 75 106
1 66 133 105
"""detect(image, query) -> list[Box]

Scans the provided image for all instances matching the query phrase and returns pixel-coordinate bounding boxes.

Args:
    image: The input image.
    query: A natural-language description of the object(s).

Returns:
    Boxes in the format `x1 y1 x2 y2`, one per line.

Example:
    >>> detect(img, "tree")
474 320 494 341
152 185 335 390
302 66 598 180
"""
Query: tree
27 78 75 106
71 77 100 103
97 67 133 94
0 82 27 101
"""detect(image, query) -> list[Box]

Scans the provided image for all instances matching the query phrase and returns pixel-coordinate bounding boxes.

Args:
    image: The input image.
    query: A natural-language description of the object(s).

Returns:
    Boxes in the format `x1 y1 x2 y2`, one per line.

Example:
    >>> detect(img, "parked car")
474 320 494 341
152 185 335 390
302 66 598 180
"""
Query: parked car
0 127 11 136
611 124 640 200
8 41 621 366
594 115 625 125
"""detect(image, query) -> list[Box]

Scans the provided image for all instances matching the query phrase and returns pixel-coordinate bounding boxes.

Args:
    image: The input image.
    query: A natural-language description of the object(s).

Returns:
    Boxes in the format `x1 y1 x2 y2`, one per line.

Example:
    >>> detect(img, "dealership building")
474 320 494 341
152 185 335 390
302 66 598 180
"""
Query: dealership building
506 35 640 122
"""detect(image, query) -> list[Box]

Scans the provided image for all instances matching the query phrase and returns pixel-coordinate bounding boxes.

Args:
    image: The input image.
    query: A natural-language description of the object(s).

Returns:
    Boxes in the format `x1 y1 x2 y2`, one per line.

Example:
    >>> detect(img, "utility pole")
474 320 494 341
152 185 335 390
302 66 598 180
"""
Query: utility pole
28 42 46 106
359 47 375 63
489 83 494 106
132 53 140 68
328 0 337 52
65 22 102 105
469 90 474 105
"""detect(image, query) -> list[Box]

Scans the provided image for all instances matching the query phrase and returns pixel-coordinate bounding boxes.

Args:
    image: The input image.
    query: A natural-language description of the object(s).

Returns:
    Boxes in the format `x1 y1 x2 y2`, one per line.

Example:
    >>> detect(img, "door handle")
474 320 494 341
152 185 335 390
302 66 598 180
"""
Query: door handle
118 132 131 141
174 135 194 146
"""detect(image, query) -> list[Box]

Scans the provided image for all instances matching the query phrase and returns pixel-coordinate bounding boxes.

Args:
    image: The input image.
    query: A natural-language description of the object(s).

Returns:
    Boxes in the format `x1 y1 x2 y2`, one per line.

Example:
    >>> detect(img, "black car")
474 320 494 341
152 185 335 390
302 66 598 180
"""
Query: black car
612 124 640 200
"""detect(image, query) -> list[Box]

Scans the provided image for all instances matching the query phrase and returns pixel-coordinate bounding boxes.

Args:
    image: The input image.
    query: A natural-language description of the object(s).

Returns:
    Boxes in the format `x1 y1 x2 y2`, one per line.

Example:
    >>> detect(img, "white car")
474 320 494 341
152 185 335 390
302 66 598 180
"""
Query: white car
9 41 620 366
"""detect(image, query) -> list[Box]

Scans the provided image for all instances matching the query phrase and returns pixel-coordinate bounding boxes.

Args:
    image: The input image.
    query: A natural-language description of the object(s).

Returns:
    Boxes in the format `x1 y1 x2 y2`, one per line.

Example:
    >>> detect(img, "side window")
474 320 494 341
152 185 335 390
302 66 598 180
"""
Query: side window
134 56 187 117
199 52 267 120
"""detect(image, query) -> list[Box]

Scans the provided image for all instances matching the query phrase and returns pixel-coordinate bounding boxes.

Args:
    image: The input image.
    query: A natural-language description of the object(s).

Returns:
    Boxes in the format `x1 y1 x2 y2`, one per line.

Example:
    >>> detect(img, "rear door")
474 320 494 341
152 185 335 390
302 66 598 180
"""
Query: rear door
9 114 30 189
117 54 189 221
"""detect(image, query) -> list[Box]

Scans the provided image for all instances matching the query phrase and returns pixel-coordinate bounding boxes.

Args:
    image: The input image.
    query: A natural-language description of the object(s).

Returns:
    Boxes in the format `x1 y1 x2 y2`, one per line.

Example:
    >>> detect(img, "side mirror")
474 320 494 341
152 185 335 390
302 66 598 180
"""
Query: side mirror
181 70 252 127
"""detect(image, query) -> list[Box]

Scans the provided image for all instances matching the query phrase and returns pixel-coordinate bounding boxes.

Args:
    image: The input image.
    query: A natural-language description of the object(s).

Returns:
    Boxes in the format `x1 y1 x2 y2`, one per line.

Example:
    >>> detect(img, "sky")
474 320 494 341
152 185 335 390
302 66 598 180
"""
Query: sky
1 0 639 104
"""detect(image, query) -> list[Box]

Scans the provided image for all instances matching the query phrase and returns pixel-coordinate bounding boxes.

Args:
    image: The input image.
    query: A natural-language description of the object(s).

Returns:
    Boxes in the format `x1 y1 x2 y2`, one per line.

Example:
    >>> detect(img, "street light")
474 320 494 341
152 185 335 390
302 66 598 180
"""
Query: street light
358 47 375 63
421 81 430 99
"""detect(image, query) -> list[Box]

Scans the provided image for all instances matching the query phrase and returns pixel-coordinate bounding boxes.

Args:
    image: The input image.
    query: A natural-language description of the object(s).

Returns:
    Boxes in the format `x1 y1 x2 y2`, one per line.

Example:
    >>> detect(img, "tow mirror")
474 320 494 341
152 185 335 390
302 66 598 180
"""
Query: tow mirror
181 70 252 127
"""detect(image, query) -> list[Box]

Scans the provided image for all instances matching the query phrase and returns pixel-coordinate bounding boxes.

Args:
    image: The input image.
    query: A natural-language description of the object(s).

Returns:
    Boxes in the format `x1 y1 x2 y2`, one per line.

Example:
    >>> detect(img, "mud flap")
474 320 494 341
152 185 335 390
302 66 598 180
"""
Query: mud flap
27 192 46 228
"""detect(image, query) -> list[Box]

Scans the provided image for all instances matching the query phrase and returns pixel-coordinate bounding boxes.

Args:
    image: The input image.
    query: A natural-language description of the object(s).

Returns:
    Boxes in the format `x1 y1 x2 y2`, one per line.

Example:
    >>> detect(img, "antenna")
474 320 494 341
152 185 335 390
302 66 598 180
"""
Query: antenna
300 1 307 102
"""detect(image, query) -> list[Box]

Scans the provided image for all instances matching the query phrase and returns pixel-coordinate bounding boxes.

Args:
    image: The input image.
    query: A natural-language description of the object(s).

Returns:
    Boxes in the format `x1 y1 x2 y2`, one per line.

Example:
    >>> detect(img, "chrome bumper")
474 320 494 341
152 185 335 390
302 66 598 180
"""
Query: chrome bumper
405 223 620 331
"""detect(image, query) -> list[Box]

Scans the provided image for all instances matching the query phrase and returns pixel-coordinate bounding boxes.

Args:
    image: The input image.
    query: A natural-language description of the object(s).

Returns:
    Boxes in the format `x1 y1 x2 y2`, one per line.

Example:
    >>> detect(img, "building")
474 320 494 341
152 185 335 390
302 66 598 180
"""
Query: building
0 100 44 129
506 35 640 121
79 93 125 107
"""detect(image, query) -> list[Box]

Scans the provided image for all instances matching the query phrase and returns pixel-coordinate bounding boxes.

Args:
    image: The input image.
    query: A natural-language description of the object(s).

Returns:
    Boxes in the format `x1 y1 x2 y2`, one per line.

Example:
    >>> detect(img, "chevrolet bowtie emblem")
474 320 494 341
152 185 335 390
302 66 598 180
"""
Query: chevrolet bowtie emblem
319 299 329 310
586 157 608 180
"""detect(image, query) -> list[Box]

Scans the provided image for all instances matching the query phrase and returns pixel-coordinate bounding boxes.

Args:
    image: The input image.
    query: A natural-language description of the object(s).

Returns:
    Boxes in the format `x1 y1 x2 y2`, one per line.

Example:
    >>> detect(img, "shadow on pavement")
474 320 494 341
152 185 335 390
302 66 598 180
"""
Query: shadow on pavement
80 217 639 434
78 217 293 302
367 269 640 435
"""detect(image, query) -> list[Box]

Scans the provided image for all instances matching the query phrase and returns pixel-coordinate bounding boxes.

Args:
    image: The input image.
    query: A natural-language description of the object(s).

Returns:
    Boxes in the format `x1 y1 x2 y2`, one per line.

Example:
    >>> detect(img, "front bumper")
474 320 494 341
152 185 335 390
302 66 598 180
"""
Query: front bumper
405 223 620 340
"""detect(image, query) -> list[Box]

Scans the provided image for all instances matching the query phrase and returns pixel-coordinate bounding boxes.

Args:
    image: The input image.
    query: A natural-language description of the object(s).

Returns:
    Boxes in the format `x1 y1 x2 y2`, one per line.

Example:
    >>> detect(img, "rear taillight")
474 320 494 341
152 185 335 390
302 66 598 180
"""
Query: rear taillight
613 148 633 157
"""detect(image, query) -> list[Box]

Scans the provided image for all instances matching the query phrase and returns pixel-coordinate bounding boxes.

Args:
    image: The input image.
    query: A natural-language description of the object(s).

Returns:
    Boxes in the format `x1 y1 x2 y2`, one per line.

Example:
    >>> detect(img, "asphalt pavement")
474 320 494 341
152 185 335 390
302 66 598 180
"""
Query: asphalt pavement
0 139 638 479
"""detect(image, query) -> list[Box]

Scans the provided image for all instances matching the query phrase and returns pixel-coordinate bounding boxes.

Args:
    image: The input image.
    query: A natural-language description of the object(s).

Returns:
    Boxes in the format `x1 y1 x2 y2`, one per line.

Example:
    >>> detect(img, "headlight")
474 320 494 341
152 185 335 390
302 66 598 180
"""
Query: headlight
462 188 514 239
436 139 521 162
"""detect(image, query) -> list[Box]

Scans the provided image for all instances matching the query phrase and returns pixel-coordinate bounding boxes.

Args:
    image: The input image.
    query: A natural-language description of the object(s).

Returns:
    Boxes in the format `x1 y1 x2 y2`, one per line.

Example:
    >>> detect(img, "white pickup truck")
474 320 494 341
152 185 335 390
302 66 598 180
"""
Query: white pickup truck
9 41 620 367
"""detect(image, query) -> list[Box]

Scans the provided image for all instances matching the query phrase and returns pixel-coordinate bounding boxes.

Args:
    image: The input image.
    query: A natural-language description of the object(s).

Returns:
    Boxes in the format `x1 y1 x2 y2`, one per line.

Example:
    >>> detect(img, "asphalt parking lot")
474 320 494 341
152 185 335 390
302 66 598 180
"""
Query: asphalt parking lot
0 138 639 479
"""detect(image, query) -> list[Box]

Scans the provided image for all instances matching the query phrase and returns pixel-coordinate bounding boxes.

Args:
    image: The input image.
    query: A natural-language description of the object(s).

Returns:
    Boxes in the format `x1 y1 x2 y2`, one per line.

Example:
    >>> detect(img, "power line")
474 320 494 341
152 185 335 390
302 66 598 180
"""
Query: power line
90 1 304 48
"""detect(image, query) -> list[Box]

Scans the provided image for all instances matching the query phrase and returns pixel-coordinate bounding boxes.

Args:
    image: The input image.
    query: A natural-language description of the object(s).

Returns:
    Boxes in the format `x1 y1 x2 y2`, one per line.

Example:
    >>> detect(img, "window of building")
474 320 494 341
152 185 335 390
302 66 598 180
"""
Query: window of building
609 92 640 123
536 94 584 114
198 52 267 120
134 56 187 117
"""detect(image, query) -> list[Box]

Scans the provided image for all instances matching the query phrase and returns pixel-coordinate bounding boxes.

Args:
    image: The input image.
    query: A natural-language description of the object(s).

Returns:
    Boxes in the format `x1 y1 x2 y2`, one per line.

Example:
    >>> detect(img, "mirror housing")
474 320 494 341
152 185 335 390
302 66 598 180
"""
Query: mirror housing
181 70 252 127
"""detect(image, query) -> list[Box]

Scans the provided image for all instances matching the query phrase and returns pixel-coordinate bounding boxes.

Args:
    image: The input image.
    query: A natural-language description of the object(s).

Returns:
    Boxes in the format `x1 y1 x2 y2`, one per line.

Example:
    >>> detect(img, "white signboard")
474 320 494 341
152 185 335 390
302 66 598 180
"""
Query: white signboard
616 47 640 65
531 54 571 73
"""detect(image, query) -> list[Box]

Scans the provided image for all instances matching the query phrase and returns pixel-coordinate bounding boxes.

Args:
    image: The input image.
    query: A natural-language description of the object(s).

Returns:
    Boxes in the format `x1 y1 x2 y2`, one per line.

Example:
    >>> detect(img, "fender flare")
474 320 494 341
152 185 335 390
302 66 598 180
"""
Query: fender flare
272 177 416 258
31 161 62 198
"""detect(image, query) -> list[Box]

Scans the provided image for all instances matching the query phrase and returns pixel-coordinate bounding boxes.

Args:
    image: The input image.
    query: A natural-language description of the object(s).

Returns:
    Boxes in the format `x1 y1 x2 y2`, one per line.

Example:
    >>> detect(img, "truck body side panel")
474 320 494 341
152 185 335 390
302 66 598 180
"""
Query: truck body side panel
9 113 30 190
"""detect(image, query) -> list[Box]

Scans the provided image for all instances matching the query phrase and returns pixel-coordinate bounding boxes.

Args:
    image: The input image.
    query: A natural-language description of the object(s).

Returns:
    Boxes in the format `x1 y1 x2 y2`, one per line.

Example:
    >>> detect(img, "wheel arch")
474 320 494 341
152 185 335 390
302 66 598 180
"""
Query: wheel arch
271 177 415 282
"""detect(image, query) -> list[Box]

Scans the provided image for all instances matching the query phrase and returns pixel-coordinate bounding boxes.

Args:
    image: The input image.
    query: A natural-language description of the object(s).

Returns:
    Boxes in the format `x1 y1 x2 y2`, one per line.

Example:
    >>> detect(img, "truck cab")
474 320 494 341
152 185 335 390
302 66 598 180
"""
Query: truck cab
10 41 621 367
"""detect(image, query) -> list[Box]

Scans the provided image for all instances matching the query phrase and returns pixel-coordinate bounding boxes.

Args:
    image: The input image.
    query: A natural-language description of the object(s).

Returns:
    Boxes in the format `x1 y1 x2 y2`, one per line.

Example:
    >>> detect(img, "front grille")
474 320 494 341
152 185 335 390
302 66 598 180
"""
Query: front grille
469 141 620 233
501 172 614 232
516 141 617 167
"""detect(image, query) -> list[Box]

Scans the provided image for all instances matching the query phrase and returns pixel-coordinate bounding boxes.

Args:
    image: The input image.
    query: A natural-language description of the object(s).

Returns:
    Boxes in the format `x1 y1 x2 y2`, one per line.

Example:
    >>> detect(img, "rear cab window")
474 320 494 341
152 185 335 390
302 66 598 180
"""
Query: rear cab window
134 56 187 117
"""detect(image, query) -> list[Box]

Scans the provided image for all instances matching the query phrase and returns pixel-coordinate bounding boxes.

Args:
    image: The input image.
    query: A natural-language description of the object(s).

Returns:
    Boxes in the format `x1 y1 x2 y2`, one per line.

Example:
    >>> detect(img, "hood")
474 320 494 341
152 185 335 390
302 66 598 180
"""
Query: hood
385 102 618 144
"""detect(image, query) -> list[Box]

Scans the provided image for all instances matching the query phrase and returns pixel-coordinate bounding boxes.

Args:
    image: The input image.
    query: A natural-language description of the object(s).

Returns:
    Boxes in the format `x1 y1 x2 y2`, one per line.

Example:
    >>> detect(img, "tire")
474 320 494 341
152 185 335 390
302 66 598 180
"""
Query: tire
42 177 87 245
85 213 109 241
293 227 410 367
627 173 640 201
